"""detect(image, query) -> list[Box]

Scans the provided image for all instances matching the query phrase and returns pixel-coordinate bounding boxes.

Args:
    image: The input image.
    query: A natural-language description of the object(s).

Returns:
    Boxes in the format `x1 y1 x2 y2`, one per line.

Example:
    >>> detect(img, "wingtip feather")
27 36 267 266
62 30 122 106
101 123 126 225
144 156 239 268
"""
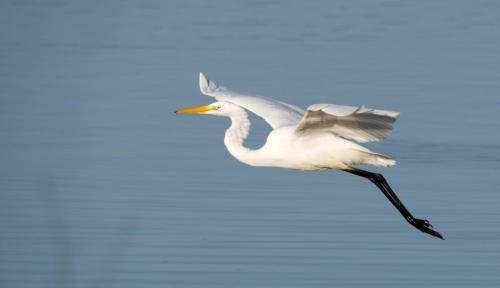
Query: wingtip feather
199 72 219 95
199 72 209 94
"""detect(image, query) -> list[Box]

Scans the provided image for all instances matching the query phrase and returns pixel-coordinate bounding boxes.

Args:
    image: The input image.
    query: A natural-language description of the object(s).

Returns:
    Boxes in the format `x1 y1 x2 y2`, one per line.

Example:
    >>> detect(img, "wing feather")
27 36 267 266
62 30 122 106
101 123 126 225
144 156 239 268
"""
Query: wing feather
296 104 399 142
199 73 304 129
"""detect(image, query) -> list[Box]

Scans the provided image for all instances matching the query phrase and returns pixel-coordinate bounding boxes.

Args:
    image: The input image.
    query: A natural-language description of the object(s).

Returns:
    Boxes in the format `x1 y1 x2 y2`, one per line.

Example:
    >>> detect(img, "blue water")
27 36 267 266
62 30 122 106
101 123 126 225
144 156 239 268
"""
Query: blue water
1 1 500 287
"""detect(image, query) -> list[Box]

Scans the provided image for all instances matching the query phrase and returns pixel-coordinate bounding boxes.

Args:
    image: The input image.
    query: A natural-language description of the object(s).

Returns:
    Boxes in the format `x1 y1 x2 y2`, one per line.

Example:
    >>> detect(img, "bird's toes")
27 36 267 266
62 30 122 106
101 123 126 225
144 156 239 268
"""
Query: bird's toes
410 218 444 239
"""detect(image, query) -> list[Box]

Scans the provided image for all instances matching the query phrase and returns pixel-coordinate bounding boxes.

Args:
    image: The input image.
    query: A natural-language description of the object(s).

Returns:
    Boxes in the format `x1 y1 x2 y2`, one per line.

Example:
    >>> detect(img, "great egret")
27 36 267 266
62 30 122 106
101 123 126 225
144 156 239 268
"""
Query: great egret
175 72 443 239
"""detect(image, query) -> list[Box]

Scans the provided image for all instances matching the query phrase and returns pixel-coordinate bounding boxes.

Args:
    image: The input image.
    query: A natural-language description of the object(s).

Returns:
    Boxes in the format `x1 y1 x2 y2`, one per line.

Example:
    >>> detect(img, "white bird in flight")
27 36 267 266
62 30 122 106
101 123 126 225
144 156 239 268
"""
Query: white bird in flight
176 72 443 239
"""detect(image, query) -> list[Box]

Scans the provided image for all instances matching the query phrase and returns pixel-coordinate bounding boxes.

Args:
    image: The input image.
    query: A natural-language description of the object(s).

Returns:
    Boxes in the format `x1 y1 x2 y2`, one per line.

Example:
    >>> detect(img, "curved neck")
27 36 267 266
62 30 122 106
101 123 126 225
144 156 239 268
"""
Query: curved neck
224 109 262 166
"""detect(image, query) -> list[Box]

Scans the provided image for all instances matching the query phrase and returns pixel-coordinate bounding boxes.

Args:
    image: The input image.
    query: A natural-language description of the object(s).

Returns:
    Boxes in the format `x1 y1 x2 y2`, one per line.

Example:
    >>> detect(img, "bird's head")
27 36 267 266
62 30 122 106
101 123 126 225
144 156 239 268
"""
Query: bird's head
175 101 241 117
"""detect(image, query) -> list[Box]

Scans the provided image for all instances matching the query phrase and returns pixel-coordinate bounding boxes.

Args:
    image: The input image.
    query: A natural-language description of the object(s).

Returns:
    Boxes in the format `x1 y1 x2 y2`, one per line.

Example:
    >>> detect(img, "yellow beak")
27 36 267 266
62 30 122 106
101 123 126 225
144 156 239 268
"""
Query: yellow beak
175 105 215 114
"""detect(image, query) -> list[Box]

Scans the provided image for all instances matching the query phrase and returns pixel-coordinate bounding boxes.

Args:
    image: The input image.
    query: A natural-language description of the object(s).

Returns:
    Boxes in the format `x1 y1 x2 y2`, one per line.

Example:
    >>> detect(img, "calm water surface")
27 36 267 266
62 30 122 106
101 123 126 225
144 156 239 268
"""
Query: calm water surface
1 1 500 287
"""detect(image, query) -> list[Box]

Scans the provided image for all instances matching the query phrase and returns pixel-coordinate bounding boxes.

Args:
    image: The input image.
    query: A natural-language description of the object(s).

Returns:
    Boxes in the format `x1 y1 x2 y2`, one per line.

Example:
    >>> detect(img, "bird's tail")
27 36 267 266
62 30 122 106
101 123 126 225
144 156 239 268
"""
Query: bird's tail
361 151 396 167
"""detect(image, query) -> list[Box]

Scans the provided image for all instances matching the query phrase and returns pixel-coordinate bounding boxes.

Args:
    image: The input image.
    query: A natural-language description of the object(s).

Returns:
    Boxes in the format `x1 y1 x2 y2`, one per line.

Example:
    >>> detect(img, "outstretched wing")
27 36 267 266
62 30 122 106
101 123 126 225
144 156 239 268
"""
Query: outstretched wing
296 104 400 142
199 72 304 129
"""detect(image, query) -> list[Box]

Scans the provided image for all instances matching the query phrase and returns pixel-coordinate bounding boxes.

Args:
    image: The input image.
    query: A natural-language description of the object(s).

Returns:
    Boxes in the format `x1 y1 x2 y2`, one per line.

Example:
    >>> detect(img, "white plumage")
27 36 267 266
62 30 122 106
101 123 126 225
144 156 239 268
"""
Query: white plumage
191 72 399 170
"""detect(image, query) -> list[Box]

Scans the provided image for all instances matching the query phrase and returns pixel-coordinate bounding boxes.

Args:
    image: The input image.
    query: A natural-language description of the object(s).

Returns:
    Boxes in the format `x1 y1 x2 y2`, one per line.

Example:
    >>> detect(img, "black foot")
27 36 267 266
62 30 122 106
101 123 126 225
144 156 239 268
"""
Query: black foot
408 218 444 240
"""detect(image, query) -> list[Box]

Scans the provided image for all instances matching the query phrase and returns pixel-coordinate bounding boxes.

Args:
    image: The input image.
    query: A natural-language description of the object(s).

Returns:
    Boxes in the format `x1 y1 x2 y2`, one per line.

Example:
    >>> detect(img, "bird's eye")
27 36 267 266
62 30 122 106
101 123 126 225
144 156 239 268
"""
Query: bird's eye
217 105 221 110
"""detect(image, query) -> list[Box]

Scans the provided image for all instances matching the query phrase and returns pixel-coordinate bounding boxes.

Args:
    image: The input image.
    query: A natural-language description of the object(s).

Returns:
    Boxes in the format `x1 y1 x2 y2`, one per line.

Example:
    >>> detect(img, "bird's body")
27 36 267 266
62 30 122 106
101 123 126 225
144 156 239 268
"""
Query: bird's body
222 103 394 170
176 73 443 239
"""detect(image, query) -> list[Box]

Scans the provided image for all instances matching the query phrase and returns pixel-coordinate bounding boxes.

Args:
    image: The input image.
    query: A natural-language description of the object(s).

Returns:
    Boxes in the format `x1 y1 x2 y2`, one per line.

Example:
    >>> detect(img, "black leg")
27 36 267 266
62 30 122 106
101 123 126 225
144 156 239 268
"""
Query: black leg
342 167 444 239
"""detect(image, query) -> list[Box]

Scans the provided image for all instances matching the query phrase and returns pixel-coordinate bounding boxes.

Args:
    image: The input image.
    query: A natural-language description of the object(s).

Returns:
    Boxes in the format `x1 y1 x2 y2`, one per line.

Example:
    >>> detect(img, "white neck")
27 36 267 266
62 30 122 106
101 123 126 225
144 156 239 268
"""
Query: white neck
223 108 263 166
